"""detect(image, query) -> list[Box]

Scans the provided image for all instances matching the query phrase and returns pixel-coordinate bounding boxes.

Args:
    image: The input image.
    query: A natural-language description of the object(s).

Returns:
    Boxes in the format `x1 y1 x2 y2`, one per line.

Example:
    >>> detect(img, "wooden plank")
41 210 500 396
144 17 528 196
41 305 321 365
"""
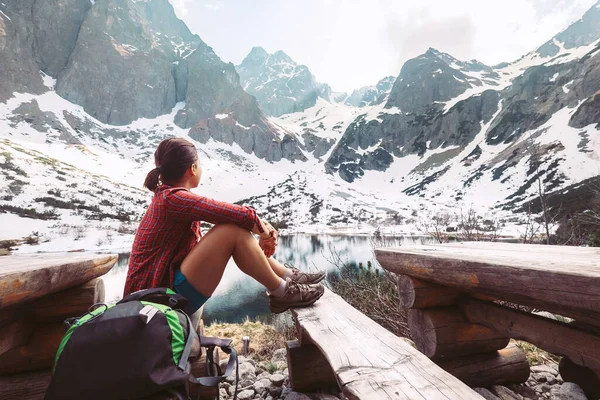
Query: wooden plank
376 243 600 325
291 288 482 400
460 298 600 371
398 275 461 309
0 254 117 309
30 277 105 321
286 340 338 393
408 307 509 359
0 369 52 400
436 344 529 387
0 317 34 356
0 322 64 375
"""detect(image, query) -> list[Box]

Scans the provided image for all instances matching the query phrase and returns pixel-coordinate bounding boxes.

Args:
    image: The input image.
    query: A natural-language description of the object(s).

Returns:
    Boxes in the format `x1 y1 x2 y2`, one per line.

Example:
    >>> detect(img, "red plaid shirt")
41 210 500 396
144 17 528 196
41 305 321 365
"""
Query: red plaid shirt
123 184 263 296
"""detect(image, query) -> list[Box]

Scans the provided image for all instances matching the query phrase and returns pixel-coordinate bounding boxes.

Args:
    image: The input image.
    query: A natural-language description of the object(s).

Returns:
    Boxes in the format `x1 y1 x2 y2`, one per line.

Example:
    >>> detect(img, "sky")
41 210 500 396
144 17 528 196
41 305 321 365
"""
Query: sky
169 0 598 93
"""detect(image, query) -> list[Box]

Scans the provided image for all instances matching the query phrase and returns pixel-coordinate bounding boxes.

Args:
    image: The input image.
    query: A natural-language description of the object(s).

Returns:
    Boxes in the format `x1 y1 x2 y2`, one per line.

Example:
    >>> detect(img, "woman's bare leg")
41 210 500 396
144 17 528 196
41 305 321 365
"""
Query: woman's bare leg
180 224 282 297
267 257 289 277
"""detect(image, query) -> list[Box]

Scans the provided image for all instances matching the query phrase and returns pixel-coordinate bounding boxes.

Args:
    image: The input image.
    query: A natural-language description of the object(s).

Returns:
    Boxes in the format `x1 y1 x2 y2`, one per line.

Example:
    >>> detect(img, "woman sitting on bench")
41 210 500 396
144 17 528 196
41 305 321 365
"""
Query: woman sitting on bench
123 138 325 315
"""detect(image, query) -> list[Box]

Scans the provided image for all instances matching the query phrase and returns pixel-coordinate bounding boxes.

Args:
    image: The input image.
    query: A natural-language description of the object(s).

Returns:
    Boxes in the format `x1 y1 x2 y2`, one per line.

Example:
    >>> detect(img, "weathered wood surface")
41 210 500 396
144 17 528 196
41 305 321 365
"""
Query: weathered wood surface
0 322 64 375
286 340 338 393
0 253 117 309
398 275 461 309
0 369 52 400
461 298 600 371
291 288 482 400
559 357 600 399
436 343 529 387
408 307 509 359
30 277 105 321
0 317 33 357
376 242 600 325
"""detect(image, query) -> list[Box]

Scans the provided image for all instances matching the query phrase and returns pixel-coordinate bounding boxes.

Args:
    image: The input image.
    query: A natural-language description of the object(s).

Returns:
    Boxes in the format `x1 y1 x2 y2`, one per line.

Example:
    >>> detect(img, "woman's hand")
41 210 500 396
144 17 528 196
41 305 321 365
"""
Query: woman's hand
259 221 278 257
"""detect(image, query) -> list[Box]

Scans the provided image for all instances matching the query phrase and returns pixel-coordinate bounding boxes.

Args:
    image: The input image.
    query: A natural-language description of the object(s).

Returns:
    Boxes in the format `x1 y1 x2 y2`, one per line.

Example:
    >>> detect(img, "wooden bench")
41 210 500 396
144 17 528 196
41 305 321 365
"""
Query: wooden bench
376 242 600 399
0 253 215 400
286 288 483 399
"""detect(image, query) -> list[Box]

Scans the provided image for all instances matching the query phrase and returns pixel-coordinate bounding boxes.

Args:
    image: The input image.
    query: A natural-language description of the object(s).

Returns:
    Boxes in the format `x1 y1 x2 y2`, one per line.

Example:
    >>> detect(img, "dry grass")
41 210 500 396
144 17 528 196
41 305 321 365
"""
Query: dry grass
513 339 560 366
204 317 296 363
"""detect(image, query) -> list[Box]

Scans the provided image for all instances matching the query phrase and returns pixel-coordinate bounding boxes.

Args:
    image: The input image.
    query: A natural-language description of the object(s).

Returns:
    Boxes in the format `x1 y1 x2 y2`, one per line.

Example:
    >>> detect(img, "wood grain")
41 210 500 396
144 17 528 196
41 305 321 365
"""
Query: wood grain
460 298 600 371
0 254 117 309
376 243 600 325
0 369 52 400
408 307 509 359
398 275 461 309
286 340 338 393
0 322 64 375
435 344 529 387
291 288 483 400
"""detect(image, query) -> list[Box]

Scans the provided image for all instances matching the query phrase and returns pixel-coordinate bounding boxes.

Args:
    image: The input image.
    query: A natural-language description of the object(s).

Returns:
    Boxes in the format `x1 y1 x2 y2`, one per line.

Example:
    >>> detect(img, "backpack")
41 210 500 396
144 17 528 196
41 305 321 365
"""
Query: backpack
45 288 238 400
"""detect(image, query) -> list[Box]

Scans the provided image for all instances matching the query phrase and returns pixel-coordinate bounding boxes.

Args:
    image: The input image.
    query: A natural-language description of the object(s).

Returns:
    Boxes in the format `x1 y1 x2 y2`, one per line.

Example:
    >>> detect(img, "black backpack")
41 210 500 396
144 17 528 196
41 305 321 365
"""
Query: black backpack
45 288 238 400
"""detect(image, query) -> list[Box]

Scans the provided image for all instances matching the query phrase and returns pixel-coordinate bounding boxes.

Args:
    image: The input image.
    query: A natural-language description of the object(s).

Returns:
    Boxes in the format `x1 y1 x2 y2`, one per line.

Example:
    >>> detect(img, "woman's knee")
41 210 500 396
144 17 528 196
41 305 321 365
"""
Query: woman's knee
206 223 247 238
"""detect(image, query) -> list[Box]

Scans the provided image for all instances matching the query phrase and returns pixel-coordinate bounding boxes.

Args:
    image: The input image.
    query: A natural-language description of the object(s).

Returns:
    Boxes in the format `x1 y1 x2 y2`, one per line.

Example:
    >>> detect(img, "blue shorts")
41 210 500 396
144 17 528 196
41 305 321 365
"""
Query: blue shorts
173 268 211 315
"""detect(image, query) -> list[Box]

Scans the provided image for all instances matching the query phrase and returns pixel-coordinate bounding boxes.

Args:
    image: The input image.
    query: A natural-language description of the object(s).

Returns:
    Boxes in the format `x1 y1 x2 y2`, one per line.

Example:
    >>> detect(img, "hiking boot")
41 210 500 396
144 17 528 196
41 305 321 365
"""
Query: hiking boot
269 280 325 314
285 263 326 285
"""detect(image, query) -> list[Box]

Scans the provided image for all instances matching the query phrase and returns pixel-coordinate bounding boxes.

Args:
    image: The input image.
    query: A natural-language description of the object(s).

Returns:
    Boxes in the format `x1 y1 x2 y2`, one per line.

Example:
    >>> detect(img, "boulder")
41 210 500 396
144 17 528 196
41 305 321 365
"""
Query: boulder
549 383 588 400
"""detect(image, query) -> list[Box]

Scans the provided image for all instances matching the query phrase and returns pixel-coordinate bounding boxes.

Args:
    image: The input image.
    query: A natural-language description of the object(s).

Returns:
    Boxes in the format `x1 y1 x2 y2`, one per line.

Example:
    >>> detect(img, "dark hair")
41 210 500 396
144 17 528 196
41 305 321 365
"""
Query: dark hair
144 138 198 192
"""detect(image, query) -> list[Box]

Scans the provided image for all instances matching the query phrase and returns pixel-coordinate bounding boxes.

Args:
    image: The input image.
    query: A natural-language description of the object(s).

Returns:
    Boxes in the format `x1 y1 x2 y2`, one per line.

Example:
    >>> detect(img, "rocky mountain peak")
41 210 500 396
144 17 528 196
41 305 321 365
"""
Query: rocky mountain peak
236 47 330 117
344 76 396 107
536 1 600 57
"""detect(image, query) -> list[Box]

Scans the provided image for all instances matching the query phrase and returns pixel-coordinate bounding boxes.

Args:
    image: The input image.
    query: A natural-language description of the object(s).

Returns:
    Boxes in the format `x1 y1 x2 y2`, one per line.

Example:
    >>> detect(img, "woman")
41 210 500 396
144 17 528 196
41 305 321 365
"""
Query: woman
123 138 325 315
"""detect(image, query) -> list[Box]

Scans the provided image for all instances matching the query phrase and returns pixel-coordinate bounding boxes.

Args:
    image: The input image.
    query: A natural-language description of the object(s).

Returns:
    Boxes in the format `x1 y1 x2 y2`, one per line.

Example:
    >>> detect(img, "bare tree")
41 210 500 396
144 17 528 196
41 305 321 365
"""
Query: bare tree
418 211 452 244
525 139 562 245
519 203 542 244
458 206 480 241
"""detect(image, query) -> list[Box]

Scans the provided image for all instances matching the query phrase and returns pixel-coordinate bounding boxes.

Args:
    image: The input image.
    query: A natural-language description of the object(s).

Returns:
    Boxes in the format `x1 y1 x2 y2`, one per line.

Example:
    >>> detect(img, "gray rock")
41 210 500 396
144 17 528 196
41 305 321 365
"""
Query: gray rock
284 392 312 400
282 368 289 376
534 373 549 382
239 361 257 381
239 379 255 388
257 372 271 380
268 385 283 398
507 385 538 400
549 382 588 400
253 378 271 396
0 0 47 102
265 397 274 400
239 356 256 367
532 365 559 376
546 375 557 385
219 388 228 399
32 0 92 77
473 388 501 400
269 373 286 387
490 385 523 400
271 348 287 364
236 389 255 400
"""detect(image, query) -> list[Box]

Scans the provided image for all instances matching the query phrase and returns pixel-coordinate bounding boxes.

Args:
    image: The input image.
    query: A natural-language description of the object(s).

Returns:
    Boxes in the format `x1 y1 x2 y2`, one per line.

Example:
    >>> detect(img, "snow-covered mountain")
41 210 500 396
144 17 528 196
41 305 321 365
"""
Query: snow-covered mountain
324 3 600 213
236 47 332 117
344 76 396 108
1 0 600 249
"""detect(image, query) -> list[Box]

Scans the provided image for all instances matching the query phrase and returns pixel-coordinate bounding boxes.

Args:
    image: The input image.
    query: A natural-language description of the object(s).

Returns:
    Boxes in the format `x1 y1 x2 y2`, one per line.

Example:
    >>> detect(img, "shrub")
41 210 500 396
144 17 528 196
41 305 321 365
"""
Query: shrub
326 260 410 339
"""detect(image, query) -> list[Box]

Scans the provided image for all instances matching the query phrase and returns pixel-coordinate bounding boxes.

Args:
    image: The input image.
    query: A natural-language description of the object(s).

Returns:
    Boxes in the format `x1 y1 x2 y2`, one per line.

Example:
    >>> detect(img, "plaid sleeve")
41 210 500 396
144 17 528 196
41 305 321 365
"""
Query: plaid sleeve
163 188 264 233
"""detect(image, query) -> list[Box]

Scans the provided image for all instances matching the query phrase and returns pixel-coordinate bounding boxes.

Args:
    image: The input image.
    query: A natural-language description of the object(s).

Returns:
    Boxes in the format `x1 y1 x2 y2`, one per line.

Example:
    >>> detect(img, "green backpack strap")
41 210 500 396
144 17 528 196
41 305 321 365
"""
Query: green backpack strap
119 288 189 311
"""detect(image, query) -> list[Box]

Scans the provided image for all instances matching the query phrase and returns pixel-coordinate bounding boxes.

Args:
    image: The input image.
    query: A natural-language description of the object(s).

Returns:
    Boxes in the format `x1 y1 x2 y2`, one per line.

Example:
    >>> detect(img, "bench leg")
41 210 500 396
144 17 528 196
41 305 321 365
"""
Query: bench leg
286 340 338 393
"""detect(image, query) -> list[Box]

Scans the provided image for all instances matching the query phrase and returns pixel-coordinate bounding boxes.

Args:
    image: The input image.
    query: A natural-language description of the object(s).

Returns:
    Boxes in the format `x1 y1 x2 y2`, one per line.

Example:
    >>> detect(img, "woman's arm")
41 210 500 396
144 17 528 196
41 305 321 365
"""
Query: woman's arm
164 188 265 233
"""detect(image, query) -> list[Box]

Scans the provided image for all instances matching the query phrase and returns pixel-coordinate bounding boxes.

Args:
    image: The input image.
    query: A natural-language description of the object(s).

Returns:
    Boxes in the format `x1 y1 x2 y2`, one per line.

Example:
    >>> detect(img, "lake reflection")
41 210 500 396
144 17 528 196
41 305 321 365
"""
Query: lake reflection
103 234 433 323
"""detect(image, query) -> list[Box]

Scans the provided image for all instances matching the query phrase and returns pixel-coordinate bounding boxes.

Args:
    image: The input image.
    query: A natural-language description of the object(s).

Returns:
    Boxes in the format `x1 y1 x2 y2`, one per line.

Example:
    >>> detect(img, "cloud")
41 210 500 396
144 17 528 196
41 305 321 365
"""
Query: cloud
170 0 191 17
203 1 224 11
386 11 476 71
